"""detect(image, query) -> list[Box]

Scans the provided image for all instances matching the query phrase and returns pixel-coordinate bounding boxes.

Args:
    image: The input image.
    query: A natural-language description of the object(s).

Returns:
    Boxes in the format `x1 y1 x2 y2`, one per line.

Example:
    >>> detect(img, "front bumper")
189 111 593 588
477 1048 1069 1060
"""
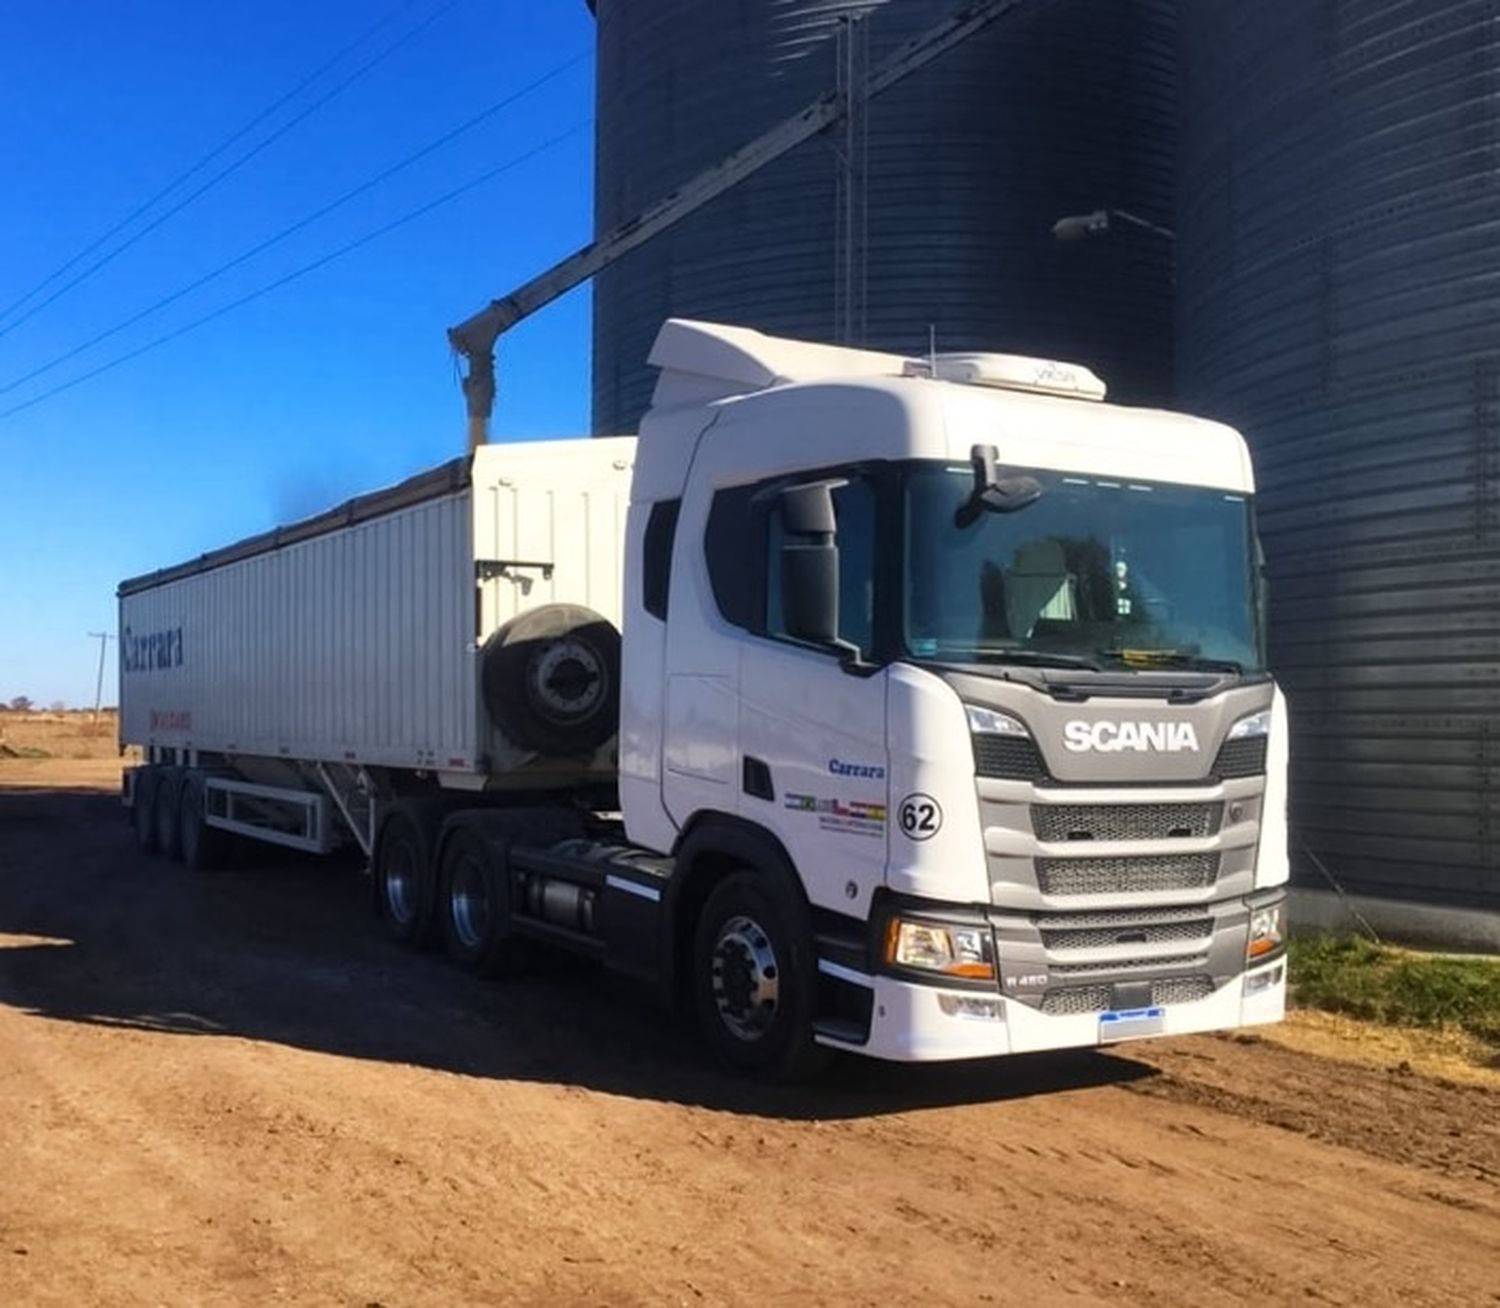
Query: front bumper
816 955 1286 1062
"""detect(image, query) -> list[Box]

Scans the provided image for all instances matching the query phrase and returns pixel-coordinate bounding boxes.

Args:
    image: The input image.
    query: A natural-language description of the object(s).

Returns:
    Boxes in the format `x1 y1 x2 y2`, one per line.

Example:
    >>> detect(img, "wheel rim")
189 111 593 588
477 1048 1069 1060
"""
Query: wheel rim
449 851 491 951
384 842 418 926
711 913 781 1042
531 638 605 723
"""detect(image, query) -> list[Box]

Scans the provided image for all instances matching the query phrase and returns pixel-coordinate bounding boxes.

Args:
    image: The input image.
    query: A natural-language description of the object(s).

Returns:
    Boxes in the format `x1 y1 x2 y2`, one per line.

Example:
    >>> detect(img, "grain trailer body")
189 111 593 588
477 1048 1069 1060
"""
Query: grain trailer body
120 440 634 851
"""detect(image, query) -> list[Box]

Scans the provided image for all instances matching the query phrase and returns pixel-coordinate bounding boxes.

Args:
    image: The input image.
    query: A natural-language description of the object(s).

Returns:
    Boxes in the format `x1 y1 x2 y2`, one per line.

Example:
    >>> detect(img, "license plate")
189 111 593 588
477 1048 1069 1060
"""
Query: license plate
1098 1006 1166 1042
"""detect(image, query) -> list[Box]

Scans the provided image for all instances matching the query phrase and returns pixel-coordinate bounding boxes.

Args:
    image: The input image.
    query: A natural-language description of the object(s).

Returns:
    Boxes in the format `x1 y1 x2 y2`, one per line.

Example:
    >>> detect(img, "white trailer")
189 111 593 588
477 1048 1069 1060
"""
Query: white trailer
121 440 633 855
121 320 1287 1077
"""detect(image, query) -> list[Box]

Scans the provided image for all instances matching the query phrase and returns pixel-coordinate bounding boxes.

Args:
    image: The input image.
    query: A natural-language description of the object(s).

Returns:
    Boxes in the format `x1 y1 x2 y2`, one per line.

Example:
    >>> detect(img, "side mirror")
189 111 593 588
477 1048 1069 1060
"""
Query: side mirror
955 444 1043 527
778 482 840 646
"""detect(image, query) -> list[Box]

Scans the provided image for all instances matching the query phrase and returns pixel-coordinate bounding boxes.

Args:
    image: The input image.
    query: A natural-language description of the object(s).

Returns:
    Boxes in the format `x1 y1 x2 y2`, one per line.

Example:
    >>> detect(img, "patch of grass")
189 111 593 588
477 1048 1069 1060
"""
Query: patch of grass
0 743 51 759
1289 934 1500 1044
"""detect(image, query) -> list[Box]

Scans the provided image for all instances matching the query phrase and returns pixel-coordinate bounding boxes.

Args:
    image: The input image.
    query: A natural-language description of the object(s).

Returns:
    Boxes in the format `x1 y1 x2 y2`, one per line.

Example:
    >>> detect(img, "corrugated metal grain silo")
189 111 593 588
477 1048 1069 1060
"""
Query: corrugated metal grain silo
1176 1 1500 926
589 0 1178 434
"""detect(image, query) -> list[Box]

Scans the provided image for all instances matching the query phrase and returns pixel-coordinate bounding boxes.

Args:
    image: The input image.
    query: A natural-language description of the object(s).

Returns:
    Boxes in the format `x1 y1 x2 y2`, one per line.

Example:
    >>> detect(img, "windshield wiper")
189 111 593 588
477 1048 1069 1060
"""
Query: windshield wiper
969 649 1104 671
1101 649 1244 673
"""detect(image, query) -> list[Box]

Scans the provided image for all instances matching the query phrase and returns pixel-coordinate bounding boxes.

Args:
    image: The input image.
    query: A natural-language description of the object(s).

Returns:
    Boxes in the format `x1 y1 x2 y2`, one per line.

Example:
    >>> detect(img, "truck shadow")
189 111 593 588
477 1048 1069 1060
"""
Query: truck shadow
0 787 1157 1120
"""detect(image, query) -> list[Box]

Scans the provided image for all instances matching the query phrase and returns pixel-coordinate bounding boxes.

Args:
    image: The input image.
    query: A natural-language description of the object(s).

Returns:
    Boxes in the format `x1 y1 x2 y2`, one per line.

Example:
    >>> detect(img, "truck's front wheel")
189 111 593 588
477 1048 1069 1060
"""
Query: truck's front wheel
692 871 826 1080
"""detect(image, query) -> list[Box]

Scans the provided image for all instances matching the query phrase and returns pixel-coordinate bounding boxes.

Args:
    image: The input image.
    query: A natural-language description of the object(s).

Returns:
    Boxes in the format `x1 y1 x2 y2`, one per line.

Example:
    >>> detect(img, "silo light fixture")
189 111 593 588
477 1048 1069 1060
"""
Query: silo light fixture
1051 210 1112 241
1052 208 1175 243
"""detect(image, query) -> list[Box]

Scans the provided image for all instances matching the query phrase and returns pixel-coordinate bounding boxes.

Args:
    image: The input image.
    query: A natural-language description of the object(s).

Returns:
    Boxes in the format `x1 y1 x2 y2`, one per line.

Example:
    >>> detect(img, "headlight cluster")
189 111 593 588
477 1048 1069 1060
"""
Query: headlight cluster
965 704 1030 737
1247 897 1285 962
885 917 995 982
1228 708 1272 740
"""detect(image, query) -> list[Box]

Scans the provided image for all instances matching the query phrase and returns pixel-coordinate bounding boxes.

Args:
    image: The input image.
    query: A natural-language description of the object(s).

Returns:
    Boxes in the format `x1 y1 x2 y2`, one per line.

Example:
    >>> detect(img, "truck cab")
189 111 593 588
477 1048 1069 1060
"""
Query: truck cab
617 320 1286 1065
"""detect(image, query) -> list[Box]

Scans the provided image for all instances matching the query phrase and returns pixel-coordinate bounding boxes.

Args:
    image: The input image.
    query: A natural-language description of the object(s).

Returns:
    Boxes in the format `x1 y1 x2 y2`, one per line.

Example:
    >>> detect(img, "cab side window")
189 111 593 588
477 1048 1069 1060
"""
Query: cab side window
641 498 680 620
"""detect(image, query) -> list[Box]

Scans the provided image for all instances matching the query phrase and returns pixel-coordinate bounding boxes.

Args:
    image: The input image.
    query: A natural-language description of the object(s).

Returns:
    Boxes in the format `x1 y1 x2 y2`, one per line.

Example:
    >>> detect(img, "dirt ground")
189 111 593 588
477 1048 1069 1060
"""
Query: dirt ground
1 755 1497 1307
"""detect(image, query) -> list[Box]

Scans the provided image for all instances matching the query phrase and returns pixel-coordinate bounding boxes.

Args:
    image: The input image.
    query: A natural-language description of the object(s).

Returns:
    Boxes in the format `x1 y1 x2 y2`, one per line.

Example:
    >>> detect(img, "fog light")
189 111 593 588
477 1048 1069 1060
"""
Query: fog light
1243 963 1284 996
938 994 1004 1021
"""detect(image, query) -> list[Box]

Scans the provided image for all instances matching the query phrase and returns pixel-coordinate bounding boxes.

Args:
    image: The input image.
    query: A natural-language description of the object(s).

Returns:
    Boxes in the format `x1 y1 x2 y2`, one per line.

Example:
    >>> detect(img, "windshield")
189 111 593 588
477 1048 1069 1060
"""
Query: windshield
903 464 1264 672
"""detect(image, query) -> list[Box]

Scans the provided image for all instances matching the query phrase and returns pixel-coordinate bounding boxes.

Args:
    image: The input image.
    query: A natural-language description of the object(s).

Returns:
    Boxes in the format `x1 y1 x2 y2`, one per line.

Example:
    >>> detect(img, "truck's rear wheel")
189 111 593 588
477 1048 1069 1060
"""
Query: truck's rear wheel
374 809 436 946
179 773 228 871
439 823 530 977
132 767 160 854
153 769 184 861
692 871 827 1080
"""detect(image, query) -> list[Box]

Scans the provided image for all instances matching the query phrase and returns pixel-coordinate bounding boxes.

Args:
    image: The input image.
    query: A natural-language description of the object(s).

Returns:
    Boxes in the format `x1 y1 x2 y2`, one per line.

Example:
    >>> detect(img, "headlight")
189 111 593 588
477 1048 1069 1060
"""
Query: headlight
885 917 996 981
1246 897 1286 962
966 704 1030 737
1227 708 1271 740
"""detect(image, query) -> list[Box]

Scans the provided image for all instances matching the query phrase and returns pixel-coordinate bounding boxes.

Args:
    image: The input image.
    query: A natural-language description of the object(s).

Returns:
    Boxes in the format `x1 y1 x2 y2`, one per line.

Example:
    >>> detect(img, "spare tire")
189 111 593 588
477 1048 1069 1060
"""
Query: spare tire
481 604 621 756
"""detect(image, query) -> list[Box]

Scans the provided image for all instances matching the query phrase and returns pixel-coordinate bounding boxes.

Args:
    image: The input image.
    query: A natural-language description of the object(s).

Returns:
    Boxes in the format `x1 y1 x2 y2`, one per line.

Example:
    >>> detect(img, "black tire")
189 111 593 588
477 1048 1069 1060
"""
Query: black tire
438 823 530 977
373 808 437 946
154 768 184 861
692 870 828 1081
132 767 160 854
179 773 229 872
481 604 621 756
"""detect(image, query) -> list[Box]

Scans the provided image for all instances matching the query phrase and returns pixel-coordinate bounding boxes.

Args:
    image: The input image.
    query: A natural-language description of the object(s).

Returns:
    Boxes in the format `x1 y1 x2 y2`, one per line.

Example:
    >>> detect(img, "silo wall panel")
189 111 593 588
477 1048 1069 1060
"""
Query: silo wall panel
1178 0 1500 911
592 0 1177 433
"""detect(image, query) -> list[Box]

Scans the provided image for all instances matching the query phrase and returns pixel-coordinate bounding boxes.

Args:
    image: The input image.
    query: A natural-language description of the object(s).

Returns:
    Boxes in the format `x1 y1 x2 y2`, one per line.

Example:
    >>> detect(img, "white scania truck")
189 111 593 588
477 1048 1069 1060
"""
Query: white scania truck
120 320 1287 1076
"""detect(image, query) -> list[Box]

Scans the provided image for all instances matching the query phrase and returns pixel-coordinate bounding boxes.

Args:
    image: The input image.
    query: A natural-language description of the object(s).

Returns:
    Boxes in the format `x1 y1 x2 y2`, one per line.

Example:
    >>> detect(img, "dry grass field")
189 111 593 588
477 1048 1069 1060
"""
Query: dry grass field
0 708 128 760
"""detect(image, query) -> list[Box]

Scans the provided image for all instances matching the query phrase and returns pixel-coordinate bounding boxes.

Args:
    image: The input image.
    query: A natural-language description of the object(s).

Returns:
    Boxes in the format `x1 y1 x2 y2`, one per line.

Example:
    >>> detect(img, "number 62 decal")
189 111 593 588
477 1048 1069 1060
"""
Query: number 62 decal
898 793 943 841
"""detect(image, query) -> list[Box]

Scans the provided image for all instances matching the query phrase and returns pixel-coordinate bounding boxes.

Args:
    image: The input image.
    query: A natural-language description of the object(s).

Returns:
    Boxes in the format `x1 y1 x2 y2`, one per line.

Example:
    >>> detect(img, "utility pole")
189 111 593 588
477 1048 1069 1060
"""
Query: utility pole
87 631 114 723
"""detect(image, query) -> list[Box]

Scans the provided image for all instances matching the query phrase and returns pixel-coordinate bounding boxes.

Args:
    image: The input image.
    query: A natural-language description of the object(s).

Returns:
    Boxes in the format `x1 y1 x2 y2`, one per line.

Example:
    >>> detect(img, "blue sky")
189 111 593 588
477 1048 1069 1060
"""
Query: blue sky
0 0 596 707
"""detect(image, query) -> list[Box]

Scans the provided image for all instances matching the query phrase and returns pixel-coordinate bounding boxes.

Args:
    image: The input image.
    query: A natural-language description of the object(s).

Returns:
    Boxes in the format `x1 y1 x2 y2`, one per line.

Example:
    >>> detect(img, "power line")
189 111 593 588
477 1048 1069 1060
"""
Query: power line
0 0 425 330
0 49 590 400
0 121 591 424
0 0 466 344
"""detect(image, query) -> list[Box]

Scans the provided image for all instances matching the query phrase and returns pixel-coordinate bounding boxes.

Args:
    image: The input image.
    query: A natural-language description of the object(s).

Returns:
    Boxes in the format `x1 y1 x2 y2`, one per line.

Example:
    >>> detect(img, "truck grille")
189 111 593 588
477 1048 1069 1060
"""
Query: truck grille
1035 853 1219 896
975 730 1268 784
1211 736 1267 779
1040 985 1113 1016
1032 801 1223 843
973 735 1050 781
1040 912 1213 952
1051 954 1209 975
1155 975 1217 1004
1041 975 1216 1015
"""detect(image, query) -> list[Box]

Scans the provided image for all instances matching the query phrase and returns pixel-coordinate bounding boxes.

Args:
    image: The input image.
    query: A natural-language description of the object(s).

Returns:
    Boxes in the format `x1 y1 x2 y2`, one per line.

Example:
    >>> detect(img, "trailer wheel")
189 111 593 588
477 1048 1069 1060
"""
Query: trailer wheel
439 823 530 977
692 871 827 1080
179 774 228 871
374 809 436 946
132 767 160 854
153 769 184 861
481 604 621 757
